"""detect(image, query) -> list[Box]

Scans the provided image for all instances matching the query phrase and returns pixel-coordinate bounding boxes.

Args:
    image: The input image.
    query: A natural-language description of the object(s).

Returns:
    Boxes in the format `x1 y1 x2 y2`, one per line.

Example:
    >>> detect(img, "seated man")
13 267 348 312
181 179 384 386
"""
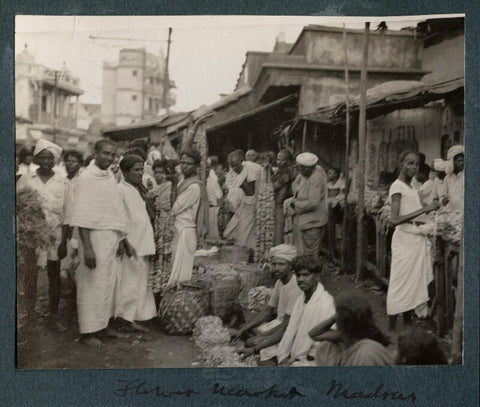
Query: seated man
234 244 301 358
270 255 336 366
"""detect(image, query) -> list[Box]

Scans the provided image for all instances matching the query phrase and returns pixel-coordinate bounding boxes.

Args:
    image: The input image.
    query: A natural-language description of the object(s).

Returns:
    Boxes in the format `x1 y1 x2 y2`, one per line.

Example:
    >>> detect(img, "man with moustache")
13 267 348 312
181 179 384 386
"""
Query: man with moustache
68 139 127 347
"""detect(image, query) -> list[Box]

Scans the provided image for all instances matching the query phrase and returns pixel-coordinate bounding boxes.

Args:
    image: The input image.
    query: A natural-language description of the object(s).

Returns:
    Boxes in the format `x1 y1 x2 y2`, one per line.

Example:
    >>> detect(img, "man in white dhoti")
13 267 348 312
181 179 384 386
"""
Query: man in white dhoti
206 156 223 241
68 139 128 348
234 244 302 359
223 150 262 250
268 255 336 366
17 139 70 332
115 154 157 333
167 149 208 288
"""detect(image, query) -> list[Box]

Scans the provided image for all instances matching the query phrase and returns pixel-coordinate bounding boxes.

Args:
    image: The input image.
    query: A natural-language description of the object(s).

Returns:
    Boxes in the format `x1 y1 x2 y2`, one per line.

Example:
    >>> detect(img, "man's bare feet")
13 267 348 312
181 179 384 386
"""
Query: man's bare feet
80 335 104 348
103 327 128 339
131 321 150 333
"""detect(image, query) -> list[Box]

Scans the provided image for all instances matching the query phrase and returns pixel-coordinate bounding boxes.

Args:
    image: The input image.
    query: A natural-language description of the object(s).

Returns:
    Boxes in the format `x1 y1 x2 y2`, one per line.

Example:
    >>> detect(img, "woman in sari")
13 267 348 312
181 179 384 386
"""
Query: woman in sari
387 151 439 332
149 159 177 304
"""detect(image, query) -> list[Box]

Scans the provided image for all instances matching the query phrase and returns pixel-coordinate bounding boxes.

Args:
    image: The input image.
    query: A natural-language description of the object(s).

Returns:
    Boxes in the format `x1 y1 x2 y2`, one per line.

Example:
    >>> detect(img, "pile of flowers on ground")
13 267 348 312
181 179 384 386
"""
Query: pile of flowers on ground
247 286 272 313
193 316 256 367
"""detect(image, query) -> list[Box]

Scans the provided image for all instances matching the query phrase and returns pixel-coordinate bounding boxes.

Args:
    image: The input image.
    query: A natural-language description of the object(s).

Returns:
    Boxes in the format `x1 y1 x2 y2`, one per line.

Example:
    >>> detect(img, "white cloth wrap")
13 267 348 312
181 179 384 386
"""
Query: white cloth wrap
76 230 122 334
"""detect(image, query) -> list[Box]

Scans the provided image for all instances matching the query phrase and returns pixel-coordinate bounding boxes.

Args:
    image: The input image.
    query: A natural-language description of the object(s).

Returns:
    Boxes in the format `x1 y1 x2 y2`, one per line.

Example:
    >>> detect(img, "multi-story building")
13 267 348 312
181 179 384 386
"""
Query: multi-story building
15 45 88 151
101 48 175 126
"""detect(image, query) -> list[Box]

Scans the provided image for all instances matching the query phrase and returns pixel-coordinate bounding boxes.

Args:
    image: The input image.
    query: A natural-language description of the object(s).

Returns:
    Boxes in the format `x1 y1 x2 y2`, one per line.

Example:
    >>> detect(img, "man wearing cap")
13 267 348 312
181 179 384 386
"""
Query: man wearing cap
17 139 70 332
290 152 328 260
234 244 302 359
442 144 464 214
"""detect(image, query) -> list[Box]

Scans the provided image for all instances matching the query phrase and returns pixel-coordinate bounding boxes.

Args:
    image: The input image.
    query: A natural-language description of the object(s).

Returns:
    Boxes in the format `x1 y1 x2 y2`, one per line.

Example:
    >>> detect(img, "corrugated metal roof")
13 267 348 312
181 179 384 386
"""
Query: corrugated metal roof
305 77 464 123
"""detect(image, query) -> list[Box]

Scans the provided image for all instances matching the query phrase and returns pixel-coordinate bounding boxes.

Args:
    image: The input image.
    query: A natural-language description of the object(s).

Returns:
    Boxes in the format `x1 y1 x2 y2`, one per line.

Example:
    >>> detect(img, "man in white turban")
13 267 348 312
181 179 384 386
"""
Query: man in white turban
290 152 328 260
441 145 464 213
235 244 302 362
17 139 70 332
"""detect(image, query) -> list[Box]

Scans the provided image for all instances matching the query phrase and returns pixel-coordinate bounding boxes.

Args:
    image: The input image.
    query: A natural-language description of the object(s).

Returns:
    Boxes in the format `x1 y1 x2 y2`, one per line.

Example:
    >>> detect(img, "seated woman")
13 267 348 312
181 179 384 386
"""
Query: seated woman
313 291 392 366
395 326 448 365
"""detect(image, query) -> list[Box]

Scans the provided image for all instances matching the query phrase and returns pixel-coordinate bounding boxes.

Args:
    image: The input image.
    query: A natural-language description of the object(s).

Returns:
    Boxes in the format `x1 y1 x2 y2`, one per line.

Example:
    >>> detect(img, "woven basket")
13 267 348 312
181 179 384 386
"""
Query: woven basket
234 264 273 312
219 245 251 263
158 282 210 335
209 274 240 320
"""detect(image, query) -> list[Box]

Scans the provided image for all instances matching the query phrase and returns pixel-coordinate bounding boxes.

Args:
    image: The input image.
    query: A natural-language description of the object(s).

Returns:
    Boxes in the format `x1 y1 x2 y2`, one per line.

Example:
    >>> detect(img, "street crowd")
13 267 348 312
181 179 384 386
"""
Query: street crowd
16 119 463 366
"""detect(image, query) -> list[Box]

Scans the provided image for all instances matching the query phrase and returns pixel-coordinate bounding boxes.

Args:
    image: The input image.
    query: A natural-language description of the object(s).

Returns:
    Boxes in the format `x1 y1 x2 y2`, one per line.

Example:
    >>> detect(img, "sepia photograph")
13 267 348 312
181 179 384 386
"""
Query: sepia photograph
15 14 464 370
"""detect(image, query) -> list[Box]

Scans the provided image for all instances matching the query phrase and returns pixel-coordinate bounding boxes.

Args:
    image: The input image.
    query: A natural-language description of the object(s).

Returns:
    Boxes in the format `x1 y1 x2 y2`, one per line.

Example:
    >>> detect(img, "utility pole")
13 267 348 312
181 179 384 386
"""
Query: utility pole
355 22 370 282
141 47 146 120
53 71 58 143
163 28 172 112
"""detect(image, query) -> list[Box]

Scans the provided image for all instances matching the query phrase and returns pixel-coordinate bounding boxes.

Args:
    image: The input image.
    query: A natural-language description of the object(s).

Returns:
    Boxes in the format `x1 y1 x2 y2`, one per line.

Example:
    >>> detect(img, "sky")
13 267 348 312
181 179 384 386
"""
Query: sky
14 15 460 113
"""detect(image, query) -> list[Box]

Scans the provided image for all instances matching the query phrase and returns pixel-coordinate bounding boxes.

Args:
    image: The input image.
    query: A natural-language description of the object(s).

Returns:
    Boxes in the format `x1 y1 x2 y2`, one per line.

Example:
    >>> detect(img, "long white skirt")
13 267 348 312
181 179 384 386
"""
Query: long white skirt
207 206 220 241
387 225 433 315
76 230 121 334
224 195 256 249
167 226 196 288
115 256 157 322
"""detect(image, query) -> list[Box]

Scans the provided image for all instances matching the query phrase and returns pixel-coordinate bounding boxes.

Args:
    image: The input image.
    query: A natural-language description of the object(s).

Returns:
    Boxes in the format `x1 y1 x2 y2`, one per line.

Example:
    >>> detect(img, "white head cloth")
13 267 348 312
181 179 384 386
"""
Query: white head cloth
296 152 318 167
270 244 297 263
447 145 464 161
445 144 464 175
433 158 448 172
147 150 162 166
33 139 62 161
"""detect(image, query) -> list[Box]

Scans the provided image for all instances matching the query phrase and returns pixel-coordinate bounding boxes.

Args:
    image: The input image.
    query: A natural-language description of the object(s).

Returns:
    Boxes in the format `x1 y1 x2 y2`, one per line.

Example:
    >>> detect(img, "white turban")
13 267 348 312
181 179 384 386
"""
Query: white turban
445 144 464 175
33 139 62 161
147 150 162 166
270 244 297 263
296 152 318 167
447 145 464 161
433 158 448 172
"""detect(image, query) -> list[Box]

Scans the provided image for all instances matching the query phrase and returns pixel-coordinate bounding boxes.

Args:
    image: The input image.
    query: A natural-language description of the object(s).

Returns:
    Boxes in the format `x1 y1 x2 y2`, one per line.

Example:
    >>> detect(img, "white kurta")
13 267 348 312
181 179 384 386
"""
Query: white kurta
387 179 433 315
115 182 157 322
167 182 201 288
17 171 70 266
206 169 223 240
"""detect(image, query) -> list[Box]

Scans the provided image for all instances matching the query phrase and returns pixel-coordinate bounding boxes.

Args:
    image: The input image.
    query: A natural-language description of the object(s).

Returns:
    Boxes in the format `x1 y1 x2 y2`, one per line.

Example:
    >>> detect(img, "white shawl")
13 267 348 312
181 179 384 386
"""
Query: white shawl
225 161 261 210
277 283 336 364
68 161 127 233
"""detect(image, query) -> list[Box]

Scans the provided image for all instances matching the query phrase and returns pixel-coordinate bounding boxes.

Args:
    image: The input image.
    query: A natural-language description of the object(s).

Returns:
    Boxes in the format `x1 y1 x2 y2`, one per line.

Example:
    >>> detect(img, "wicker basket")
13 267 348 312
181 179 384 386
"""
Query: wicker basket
219 245 251 263
234 264 273 312
158 282 210 335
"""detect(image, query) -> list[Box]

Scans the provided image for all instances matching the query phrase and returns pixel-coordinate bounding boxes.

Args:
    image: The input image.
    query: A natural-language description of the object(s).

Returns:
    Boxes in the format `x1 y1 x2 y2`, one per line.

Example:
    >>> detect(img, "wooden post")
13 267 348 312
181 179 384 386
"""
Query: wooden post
355 22 370 282
341 24 351 273
302 121 307 151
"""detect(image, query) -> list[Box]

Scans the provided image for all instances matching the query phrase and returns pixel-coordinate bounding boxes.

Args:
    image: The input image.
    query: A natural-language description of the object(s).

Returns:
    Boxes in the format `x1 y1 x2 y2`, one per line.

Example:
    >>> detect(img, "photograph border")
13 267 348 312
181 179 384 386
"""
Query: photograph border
2 1 479 406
